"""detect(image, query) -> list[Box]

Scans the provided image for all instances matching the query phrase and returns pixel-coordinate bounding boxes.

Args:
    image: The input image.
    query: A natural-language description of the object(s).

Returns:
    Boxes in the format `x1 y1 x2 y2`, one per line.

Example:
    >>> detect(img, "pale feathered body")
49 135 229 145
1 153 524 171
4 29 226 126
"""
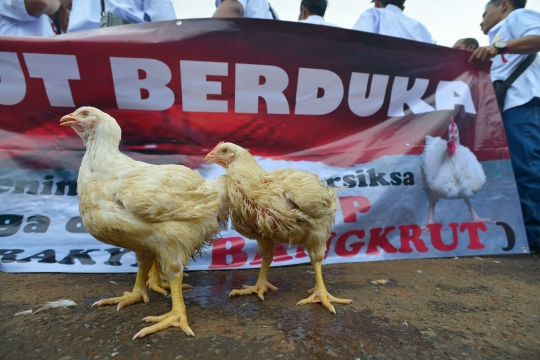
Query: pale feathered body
421 135 486 201
61 106 229 338
206 142 351 313
78 153 227 275
227 161 338 261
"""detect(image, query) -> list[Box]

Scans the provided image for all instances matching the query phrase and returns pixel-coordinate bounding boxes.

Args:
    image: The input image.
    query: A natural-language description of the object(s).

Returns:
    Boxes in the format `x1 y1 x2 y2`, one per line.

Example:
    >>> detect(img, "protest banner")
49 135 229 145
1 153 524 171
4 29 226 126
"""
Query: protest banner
0 19 528 273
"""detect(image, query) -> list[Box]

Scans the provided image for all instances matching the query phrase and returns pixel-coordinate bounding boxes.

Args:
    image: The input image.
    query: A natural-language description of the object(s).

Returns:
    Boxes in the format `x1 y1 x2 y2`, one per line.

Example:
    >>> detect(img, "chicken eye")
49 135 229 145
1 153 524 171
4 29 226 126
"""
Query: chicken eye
82 111 89 117
222 149 228 154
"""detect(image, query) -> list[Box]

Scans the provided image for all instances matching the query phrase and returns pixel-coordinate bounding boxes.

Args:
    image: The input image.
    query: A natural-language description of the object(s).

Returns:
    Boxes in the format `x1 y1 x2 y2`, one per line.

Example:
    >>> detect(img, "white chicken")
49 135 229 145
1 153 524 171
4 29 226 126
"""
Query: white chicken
421 117 493 228
60 106 229 339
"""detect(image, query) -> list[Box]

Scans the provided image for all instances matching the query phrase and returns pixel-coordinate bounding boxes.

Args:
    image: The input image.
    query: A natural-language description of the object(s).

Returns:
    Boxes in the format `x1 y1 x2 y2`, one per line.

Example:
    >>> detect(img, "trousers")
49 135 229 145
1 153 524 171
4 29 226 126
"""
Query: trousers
502 96 540 249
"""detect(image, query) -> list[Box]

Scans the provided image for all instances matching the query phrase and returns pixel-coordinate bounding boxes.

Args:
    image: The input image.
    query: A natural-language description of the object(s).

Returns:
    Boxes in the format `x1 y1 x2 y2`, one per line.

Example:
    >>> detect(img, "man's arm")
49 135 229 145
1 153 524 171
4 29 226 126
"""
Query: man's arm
469 35 540 70
213 0 244 18
24 0 61 17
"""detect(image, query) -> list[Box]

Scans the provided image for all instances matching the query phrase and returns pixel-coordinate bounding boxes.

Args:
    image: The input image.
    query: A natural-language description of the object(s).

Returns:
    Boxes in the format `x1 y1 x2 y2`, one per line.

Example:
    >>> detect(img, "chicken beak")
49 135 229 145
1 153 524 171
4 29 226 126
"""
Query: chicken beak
60 114 78 127
205 152 216 164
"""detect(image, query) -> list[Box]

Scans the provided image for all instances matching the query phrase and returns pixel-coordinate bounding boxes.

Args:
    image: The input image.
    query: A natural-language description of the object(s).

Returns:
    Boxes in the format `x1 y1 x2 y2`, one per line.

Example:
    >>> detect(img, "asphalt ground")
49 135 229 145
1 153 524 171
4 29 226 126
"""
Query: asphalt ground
1 254 539 359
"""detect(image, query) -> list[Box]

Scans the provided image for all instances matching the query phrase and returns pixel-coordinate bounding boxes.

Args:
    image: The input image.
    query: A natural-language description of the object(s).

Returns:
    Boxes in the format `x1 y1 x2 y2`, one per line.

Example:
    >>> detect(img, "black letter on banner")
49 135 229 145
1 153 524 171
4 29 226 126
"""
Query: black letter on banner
0 178 14 193
104 248 132 266
58 249 100 265
496 222 516 252
66 217 88 233
0 214 24 237
367 169 390 187
23 216 51 233
17 249 56 263
0 249 24 262
54 180 77 196
12 180 39 194
402 172 415 186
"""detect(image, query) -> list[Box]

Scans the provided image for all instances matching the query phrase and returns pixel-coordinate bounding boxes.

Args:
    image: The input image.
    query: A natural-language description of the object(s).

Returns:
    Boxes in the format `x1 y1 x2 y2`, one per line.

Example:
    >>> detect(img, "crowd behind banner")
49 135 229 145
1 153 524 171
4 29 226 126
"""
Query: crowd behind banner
0 0 539 251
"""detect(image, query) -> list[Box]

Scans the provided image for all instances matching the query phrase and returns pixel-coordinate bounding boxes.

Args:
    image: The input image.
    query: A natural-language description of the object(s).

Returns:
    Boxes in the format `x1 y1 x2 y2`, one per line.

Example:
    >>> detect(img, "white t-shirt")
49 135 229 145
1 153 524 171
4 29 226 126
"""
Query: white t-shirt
488 9 540 111
215 0 279 20
0 0 55 36
299 15 339 28
352 4 435 44
68 0 176 33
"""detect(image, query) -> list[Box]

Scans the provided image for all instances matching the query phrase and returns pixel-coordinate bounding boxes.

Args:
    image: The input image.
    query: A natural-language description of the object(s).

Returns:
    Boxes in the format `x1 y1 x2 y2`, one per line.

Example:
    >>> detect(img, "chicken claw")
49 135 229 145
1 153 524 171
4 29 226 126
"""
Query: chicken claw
229 281 278 300
297 260 352 313
133 309 194 339
297 288 352 314
133 274 194 339
93 256 152 310
92 289 149 311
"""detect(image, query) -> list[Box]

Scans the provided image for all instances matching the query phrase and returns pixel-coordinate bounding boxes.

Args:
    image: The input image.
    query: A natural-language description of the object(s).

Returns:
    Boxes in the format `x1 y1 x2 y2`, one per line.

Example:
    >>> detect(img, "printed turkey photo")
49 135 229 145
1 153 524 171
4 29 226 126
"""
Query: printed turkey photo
421 117 495 230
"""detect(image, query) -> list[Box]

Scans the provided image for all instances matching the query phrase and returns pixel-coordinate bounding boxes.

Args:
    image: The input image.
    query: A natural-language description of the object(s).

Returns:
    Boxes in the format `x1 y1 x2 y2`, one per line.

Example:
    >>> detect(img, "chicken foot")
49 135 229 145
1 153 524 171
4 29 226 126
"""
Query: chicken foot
133 273 194 339
296 260 352 314
229 242 277 300
146 260 193 296
465 198 495 223
93 254 153 311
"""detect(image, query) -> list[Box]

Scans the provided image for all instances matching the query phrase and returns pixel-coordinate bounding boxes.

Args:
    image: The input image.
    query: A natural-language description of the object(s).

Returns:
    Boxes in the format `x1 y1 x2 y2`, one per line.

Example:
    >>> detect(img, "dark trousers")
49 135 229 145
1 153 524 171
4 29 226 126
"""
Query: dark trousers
502 97 540 248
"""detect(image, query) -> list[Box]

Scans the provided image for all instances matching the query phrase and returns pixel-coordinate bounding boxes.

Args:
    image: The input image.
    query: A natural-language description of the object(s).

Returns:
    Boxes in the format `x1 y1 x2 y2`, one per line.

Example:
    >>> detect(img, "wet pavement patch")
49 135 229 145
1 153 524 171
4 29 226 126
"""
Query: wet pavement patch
274 308 430 358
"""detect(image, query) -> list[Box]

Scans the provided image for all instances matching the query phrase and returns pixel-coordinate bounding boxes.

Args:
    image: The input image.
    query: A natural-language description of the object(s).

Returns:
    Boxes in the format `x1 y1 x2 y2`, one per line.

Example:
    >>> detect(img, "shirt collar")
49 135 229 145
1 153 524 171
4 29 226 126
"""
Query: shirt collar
307 15 324 20
488 21 504 35
488 20 504 42
385 4 403 14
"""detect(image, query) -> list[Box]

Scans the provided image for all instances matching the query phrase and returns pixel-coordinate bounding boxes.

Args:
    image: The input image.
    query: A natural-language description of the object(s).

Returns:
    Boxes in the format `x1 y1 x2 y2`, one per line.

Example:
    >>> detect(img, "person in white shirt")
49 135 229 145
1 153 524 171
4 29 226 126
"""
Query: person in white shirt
469 0 540 251
298 0 339 27
213 0 279 20
67 0 176 33
353 0 435 44
0 0 69 36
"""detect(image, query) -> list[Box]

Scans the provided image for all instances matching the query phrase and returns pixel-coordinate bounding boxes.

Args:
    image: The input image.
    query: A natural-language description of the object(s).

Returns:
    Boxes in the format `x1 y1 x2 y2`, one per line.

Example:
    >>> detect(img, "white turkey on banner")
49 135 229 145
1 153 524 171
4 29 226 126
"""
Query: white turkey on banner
0 18 528 273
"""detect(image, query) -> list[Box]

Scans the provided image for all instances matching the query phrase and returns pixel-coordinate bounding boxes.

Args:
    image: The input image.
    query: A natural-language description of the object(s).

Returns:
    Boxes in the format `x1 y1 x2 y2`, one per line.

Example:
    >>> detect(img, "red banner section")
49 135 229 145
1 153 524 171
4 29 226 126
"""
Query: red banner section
1 19 506 168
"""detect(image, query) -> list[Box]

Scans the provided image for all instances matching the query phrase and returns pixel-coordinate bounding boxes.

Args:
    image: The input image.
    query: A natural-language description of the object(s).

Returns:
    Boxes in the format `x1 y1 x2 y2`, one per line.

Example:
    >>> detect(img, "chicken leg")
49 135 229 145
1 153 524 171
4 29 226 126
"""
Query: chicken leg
229 240 277 300
146 260 193 296
93 253 152 310
296 260 352 314
464 198 495 223
133 272 194 339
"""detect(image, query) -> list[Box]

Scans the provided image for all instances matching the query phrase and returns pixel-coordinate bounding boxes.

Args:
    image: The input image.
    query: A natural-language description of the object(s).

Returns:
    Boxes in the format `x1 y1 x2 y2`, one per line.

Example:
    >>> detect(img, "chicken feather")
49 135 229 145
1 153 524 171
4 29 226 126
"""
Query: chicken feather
206 142 351 313
60 106 229 339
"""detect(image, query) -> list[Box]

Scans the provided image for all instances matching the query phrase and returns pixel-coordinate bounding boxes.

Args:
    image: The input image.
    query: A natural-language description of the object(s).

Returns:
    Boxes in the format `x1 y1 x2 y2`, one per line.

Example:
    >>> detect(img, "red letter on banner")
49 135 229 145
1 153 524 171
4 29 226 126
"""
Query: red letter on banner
461 222 487 250
428 223 458 251
366 227 397 255
250 243 293 265
399 225 429 253
340 196 371 223
335 230 366 257
209 237 248 269
295 232 336 260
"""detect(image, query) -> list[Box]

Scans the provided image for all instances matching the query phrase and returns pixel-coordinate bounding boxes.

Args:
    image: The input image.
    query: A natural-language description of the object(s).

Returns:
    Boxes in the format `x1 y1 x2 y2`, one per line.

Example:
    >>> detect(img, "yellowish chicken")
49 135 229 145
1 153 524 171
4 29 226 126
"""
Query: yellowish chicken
60 107 229 339
205 142 352 313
